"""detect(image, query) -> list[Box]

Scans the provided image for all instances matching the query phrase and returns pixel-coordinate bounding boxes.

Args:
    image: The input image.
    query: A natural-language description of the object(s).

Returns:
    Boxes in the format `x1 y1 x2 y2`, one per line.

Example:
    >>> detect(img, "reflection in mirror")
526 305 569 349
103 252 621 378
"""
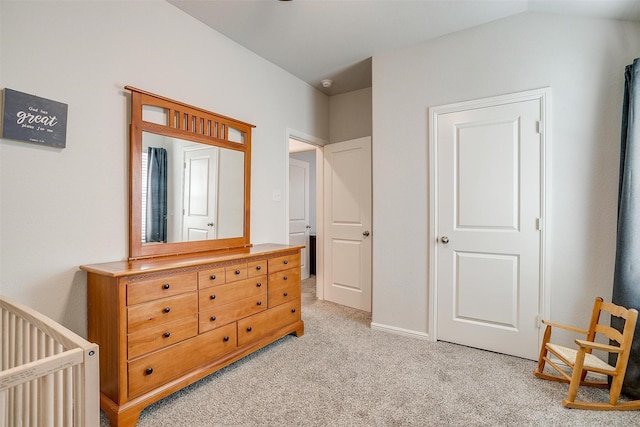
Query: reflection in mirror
141 132 245 245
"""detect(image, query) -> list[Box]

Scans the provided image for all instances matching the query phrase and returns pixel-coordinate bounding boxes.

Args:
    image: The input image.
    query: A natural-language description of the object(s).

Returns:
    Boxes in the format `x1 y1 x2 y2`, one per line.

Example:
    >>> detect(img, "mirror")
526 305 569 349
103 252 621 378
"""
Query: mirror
127 86 253 259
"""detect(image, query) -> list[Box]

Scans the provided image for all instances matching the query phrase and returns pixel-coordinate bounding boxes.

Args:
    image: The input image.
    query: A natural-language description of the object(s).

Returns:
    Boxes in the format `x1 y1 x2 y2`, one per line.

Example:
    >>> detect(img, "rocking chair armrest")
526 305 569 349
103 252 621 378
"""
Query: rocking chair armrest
541 319 588 335
575 339 623 353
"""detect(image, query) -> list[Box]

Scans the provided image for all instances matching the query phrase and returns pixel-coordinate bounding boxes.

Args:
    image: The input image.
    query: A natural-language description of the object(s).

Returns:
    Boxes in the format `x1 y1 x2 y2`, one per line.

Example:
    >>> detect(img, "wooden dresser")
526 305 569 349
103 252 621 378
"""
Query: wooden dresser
81 244 304 427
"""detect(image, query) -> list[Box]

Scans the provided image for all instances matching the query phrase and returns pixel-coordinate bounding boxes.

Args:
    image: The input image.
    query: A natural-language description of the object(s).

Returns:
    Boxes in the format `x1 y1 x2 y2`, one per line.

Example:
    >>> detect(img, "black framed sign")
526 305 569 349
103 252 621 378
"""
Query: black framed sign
1 88 68 148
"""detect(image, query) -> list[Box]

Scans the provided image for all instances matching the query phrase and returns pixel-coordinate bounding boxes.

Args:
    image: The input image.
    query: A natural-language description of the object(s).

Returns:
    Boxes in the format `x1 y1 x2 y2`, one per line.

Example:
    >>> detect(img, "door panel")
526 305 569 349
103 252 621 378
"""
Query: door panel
457 120 518 229
436 96 542 360
455 252 518 328
331 239 362 290
324 137 372 312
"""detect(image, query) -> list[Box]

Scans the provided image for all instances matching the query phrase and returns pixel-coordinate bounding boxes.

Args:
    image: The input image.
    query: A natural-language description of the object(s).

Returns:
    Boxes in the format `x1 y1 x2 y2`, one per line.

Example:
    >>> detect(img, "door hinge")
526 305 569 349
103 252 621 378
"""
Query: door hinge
536 121 543 134
536 218 543 231
535 315 542 328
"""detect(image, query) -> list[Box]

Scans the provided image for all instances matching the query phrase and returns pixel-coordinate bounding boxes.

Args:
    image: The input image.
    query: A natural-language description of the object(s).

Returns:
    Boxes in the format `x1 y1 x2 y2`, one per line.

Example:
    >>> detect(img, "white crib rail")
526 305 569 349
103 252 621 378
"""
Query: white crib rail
0 296 99 427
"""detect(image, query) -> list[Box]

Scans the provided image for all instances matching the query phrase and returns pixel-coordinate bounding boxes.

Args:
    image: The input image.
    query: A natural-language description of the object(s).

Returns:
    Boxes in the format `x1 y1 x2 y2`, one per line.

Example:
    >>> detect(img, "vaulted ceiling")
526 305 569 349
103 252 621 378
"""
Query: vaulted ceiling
169 0 640 95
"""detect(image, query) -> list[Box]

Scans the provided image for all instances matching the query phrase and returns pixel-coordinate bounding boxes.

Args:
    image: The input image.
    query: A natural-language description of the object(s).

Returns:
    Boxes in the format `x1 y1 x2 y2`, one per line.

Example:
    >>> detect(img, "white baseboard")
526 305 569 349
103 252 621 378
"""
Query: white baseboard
370 322 431 340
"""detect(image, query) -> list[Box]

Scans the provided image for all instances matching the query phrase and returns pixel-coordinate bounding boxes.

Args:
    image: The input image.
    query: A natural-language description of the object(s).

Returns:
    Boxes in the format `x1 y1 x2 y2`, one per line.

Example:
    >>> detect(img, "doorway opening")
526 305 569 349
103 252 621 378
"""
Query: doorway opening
287 133 325 300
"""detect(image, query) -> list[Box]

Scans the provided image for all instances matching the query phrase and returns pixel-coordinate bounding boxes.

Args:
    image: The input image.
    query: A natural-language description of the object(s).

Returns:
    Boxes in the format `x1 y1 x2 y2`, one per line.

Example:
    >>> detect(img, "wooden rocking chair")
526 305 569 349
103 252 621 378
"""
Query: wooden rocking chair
533 297 640 410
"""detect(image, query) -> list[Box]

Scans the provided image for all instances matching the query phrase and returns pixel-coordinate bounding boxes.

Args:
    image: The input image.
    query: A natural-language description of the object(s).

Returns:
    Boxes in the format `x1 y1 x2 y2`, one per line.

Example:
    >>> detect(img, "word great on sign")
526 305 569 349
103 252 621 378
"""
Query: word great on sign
17 107 59 127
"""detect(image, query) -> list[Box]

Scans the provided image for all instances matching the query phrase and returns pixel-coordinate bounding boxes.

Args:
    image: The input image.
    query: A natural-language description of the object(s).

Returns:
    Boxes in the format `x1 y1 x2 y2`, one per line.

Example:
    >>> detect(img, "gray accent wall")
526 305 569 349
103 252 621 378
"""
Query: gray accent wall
329 87 372 143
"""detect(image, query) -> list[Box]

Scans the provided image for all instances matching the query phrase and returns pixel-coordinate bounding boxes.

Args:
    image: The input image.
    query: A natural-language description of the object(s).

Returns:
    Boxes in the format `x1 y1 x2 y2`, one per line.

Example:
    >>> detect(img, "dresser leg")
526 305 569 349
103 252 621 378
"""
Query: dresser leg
102 395 142 427
292 320 304 337
105 408 141 427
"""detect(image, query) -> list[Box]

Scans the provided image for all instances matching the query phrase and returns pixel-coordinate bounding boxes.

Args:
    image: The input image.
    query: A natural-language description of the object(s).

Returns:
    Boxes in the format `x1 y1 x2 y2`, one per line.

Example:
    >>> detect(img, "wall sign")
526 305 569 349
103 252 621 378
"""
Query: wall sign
1 88 68 148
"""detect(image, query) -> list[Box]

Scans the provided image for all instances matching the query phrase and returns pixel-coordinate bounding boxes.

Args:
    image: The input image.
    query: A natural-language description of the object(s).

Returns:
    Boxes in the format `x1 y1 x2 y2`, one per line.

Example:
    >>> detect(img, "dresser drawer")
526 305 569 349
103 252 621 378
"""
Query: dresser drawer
198 276 266 311
127 272 197 305
197 267 226 289
247 259 267 278
127 292 197 334
199 293 267 333
127 314 198 359
237 301 301 347
225 263 248 282
268 280 301 308
268 268 300 288
268 253 300 274
127 323 237 398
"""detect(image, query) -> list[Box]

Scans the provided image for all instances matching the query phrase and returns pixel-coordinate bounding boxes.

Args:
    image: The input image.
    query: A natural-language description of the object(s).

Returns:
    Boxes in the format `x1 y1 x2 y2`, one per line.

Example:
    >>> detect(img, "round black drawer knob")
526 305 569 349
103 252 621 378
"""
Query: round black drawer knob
283 276 288 280
163 307 171 313
284 260 289 265
210 294 216 300
210 274 216 280
163 283 170 290
291 308 296 313
257 301 262 306
163 332 171 338
246 326 252 332
210 316 217 322
256 266 262 271
235 270 241 275
284 292 288 297
223 336 230 342
256 282 262 287
145 368 153 376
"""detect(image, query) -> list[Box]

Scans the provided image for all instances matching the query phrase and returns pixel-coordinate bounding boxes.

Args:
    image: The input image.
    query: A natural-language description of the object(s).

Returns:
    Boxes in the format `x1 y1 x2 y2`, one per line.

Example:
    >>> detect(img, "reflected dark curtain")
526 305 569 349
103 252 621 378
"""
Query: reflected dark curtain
146 147 168 243
611 58 640 398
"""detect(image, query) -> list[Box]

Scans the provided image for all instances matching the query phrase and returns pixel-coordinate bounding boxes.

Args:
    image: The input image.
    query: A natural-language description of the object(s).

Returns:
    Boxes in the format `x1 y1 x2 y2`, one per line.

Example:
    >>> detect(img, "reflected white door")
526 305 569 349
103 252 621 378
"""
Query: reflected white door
435 94 543 360
289 158 310 280
324 137 372 312
182 147 218 241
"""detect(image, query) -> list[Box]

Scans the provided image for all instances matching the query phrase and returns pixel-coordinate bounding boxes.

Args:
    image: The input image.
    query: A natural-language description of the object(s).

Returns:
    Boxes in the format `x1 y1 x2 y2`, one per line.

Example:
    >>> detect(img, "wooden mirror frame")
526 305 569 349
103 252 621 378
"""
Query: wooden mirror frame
127 86 254 260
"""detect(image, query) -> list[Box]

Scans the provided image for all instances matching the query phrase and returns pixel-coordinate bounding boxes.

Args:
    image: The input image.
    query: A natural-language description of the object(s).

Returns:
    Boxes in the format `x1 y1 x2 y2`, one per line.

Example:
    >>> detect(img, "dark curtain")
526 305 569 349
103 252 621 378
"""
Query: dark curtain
611 58 640 398
146 147 168 243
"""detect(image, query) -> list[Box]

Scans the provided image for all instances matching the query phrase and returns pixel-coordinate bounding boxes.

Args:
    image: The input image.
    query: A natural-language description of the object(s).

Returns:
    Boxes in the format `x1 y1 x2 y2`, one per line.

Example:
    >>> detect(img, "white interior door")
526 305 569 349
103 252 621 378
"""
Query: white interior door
324 137 372 312
434 92 545 360
289 158 310 280
182 147 218 241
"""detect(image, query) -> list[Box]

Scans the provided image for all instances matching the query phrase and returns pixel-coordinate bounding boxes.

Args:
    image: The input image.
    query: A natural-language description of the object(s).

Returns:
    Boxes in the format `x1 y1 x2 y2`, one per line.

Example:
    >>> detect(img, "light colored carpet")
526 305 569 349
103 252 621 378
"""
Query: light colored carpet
101 277 638 426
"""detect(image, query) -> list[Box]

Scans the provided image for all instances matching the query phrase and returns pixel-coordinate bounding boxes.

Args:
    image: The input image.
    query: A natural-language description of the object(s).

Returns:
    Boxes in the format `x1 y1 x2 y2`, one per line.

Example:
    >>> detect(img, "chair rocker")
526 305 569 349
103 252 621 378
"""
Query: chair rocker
533 297 640 410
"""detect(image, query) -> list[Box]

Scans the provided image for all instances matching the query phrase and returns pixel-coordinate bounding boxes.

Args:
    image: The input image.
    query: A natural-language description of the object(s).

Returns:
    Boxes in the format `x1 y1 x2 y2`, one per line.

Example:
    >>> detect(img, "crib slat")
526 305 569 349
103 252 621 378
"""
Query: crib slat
1 309 6 370
7 313 15 426
0 388 7 427
39 373 53 427
21 319 30 426
73 364 83 425
63 366 73 427
14 318 24 427
29 325 38 425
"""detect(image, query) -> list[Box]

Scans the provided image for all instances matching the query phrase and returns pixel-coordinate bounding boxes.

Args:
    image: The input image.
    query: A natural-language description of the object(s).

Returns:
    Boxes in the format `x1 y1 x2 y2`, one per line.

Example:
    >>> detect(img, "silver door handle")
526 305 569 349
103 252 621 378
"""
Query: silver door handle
362 230 370 237
441 236 449 244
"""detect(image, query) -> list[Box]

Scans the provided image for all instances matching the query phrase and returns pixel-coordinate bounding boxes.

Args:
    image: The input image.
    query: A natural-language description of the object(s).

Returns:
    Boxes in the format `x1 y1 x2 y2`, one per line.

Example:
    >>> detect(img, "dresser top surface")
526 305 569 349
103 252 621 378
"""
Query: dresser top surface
80 243 303 277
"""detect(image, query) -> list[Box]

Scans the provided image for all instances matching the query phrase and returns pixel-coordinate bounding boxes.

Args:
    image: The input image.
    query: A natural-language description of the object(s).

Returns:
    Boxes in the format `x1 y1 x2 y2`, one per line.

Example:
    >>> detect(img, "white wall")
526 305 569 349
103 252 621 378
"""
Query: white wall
372 13 640 340
0 1 328 336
